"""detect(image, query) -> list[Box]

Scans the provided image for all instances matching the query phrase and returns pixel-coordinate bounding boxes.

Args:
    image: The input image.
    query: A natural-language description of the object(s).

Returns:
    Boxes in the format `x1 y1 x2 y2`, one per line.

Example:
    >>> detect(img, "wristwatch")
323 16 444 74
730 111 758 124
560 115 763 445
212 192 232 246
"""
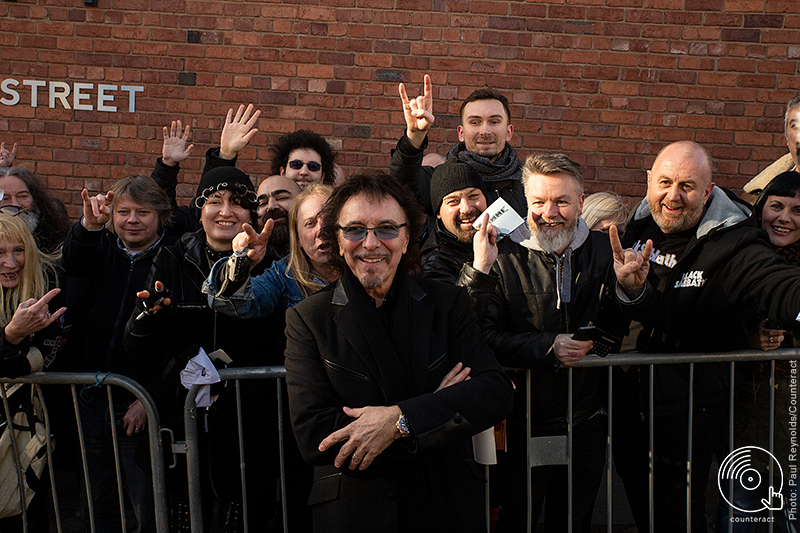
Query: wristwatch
396 413 410 438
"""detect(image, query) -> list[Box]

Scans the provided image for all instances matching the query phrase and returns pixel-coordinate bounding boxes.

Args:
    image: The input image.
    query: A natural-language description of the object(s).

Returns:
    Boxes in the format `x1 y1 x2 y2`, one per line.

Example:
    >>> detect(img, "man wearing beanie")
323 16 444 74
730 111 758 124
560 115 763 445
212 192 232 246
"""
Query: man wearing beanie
391 76 526 218
422 159 503 292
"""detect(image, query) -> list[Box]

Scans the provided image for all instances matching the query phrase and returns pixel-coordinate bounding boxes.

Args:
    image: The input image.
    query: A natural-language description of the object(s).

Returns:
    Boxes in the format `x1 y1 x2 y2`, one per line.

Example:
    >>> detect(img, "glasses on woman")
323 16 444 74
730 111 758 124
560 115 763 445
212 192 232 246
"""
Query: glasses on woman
337 224 407 242
288 160 322 172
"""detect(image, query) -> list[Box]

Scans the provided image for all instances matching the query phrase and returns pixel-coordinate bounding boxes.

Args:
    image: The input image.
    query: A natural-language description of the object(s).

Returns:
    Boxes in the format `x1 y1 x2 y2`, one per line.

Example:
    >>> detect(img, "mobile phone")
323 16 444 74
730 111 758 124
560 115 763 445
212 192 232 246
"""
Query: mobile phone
571 326 622 357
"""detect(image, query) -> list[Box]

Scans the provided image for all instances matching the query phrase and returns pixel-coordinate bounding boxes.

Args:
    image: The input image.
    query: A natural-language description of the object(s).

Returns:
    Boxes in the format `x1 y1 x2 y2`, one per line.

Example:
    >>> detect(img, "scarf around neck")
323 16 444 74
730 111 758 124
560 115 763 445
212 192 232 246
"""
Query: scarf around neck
446 142 523 184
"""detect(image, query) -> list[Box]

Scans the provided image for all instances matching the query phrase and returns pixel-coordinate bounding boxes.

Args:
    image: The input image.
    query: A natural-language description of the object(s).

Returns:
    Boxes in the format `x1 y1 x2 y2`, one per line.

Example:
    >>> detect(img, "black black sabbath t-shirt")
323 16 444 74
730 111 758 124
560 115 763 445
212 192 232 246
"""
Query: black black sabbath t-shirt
629 217 696 290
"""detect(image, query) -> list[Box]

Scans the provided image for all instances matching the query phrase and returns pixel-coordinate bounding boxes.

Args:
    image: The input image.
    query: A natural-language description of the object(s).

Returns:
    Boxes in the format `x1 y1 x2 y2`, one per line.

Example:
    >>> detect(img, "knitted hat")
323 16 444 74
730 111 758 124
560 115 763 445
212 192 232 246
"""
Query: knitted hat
194 166 257 209
430 159 488 214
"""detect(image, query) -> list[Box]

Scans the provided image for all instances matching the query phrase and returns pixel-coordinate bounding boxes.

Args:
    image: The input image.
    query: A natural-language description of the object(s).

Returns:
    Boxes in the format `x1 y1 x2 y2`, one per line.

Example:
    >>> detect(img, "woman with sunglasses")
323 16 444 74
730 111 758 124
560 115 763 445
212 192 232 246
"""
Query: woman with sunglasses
203 183 339 317
0 213 68 533
124 166 285 533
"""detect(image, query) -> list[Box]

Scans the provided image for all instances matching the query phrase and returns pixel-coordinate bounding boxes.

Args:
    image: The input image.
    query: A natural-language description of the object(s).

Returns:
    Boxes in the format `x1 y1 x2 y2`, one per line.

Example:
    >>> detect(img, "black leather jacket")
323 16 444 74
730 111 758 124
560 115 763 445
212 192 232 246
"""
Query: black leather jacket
482 222 629 429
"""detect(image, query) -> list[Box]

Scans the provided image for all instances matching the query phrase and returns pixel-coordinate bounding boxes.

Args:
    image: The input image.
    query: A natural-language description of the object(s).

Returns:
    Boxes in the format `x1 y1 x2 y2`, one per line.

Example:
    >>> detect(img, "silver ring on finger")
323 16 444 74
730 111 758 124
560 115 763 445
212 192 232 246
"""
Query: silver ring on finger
769 336 774 344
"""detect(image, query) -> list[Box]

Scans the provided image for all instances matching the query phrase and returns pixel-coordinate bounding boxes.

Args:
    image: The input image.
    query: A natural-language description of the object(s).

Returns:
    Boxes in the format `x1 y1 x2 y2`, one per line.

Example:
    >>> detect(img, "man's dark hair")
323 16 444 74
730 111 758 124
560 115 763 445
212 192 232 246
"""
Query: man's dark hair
107 174 175 233
269 130 336 185
0 166 70 253
320 172 424 277
459 88 511 123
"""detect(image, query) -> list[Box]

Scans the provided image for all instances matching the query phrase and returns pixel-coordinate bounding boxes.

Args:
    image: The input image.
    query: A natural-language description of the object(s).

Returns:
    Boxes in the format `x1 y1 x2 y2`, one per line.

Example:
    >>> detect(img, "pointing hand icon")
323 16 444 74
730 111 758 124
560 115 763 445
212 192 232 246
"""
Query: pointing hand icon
761 486 784 511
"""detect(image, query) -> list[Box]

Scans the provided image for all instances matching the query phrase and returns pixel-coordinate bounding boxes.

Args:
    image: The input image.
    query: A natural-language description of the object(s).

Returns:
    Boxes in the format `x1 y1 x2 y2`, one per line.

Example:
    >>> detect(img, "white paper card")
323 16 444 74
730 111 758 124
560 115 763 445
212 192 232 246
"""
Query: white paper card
473 197 530 243
180 347 221 408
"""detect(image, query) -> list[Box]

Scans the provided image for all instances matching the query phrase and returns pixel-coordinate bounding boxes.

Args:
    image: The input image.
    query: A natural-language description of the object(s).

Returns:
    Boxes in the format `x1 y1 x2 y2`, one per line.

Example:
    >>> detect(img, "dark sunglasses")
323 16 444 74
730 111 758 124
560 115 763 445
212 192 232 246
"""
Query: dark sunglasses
337 224 407 242
288 160 322 172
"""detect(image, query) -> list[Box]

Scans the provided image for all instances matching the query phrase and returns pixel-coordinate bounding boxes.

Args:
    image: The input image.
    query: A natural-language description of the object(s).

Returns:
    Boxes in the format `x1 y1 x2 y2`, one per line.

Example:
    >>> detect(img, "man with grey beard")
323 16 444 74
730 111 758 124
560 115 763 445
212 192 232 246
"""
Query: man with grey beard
480 153 630 532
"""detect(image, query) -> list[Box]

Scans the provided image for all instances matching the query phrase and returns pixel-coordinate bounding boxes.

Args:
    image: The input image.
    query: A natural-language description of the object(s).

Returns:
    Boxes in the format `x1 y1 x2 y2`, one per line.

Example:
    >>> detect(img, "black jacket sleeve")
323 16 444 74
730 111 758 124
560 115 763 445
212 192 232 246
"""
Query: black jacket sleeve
388 134 436 216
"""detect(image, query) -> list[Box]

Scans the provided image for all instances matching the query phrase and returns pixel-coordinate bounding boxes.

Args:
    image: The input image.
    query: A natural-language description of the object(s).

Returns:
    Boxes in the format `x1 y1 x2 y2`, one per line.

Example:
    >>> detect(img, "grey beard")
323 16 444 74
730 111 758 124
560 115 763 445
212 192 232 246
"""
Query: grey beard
18 210 40 234
531 224 576 254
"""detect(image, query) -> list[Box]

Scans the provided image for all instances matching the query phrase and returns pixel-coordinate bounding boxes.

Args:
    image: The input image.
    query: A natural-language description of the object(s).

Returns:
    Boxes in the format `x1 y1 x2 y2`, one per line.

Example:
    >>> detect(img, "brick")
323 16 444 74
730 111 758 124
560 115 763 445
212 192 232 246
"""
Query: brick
721 29 761 43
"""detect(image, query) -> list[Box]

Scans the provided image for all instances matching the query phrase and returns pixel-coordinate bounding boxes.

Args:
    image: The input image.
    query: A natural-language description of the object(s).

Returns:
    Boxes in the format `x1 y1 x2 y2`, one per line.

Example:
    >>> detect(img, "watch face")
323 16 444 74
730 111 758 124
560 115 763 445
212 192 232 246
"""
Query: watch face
397 414 410 436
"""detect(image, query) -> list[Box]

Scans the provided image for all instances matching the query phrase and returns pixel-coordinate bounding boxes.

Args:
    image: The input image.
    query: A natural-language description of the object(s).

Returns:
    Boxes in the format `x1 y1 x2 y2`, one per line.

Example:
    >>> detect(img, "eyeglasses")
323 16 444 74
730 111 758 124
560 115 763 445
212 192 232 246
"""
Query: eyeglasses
0 205 22 216
288 160 322 172
337 224 407 242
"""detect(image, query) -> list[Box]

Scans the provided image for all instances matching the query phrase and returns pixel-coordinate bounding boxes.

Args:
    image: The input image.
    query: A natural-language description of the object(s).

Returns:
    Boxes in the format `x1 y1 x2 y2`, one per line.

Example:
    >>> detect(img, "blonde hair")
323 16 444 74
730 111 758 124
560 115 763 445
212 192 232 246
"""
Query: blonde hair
0 214 60 327
582 192 630 231
287 184 334 297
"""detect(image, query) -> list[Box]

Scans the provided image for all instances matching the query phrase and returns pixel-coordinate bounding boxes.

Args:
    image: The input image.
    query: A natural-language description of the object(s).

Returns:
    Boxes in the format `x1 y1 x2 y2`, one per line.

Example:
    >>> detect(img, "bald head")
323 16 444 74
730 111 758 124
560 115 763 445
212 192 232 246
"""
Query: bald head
257 175 300 228
647 141 715 234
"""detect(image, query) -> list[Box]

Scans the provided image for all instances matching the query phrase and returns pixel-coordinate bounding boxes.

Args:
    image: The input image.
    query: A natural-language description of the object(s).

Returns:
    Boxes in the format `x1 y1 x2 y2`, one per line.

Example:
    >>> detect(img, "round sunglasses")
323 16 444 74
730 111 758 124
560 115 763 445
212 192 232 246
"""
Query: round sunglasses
288 160 322 172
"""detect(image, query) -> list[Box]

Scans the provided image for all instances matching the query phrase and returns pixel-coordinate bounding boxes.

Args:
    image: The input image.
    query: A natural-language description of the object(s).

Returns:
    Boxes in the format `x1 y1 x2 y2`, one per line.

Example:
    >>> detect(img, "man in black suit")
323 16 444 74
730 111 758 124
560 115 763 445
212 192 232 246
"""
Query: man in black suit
284 172 514 533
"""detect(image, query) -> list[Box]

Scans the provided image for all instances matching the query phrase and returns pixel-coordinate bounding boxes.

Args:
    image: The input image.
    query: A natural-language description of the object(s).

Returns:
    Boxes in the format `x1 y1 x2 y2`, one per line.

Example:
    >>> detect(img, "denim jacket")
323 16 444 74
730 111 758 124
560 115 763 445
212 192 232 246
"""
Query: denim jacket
202 255 325 318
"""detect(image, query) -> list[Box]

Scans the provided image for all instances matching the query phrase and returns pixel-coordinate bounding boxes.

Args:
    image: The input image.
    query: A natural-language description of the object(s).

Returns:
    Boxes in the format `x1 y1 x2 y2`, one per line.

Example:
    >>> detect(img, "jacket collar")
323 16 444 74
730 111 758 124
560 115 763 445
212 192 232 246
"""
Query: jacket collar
631 186 752 240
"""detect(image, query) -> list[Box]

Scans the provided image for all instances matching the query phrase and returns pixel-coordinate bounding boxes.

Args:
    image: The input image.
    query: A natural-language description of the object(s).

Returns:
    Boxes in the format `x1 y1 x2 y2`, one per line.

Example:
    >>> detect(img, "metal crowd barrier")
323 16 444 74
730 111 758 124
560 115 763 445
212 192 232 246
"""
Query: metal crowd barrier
182 366 288 533
0 372 168 533
530 348 800 533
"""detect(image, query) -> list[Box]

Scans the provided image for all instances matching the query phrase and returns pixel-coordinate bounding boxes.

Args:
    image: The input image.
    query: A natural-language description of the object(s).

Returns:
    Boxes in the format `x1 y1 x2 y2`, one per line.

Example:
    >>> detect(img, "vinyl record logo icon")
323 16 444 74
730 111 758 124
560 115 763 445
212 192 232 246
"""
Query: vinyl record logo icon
718 446 784 513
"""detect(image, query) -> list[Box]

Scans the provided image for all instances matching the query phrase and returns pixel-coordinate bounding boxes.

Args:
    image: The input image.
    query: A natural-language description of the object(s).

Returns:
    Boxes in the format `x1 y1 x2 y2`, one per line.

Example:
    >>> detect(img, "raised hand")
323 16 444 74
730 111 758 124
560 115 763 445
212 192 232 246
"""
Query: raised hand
398 74 435 149
135 281 172 318
80 188 114 231
220 104 261 160
4 288 66 345
0 142 17 167
472 212 498 274
609 225 651 298
231 220 273 267
162 120 194 166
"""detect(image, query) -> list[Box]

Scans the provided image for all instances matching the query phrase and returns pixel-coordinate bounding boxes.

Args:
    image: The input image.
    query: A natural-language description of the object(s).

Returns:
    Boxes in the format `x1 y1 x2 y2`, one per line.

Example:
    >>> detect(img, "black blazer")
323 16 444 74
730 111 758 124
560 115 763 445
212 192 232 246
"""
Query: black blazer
285 269 513 533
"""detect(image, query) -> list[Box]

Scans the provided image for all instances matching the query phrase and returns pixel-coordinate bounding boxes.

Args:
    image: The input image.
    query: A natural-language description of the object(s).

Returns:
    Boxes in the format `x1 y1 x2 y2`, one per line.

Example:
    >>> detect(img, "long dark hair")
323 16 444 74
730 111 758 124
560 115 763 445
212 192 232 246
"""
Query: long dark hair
319 172 424 278
0 167 70 253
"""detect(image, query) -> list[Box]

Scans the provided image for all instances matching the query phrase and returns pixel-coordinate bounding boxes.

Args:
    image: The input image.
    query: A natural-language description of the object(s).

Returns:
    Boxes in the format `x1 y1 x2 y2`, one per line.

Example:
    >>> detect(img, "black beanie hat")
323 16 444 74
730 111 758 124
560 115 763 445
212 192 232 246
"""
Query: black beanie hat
193 166 258 224
430 159 488 214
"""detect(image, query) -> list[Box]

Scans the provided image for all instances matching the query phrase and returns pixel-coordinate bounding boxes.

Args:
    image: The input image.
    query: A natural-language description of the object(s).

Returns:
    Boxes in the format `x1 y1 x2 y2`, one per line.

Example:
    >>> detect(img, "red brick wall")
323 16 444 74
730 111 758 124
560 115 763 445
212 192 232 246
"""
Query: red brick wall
1 0 798 217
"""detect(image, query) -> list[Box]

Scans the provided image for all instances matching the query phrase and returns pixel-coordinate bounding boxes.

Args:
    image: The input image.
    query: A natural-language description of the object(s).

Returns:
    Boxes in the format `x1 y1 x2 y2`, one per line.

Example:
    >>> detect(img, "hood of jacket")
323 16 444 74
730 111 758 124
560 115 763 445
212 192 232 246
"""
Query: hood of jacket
631 186 752 241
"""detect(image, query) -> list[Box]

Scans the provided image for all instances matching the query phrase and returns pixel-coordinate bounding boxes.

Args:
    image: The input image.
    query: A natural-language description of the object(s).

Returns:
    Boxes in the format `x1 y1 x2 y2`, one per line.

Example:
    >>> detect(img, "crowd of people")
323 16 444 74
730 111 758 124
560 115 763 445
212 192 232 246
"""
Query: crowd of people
0 80 797 533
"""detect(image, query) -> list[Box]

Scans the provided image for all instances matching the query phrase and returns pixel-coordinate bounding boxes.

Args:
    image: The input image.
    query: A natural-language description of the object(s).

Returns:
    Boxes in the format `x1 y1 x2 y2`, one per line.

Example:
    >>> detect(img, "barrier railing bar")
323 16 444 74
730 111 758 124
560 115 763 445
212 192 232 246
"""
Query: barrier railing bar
686 363 694 533
572 349 799 367
184 384 203 533
567 366 573 533
769 360 776 533
726 362 735 533
36 383 62 533
648 364 654 533
606 366 613 531
526 369 532 533
235 379 249 533
105 386 129 533
0 383 29 532
71 384 96 533
276 378 289 533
